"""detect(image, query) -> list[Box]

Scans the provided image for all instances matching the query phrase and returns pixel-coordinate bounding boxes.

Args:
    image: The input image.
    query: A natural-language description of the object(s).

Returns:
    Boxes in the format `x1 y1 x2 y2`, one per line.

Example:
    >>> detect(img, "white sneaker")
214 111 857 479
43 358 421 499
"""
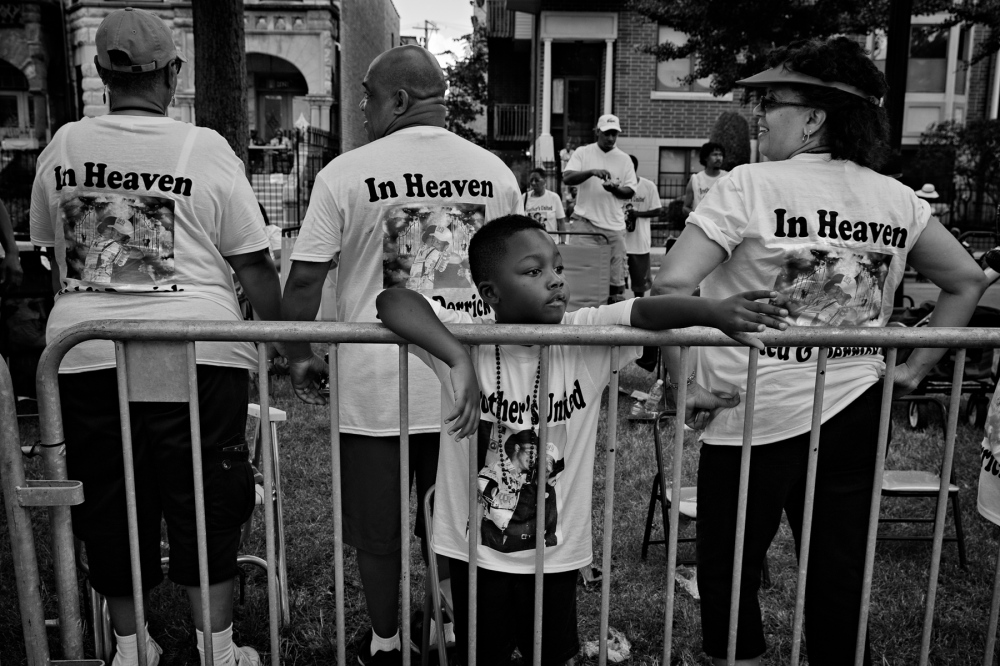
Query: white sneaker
234 644 261 666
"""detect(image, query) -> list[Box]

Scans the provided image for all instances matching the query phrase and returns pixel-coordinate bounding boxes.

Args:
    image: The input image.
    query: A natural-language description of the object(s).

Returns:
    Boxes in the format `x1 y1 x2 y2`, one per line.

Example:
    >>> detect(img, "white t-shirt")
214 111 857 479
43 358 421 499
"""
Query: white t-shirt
30 115 268 373
290 125 523 436
524 189 565 233
978 385 1000 525
565 143 637 231
688 154 931 445
689 169 728 210
415 297 640 573
624 177 662 255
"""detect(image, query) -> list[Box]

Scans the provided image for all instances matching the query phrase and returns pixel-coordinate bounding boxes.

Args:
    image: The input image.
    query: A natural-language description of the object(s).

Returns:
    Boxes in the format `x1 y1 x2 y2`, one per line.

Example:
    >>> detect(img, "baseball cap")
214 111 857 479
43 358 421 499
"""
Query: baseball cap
596 114 621 132
96 7 186 73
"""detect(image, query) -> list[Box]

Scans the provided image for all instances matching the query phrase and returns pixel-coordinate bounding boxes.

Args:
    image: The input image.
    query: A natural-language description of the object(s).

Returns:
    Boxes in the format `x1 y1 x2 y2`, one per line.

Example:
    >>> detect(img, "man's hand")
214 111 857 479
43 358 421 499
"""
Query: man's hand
287 353 329 405
1 252 22 292
590 169 611 181
713 290 788 350
891 361 924 398
445 358 480 440
676 383 740 430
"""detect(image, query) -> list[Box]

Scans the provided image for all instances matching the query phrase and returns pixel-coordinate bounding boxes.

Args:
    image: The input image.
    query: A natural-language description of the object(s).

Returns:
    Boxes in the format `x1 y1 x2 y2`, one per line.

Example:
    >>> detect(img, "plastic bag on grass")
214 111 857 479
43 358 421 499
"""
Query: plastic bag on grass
583 626 631 662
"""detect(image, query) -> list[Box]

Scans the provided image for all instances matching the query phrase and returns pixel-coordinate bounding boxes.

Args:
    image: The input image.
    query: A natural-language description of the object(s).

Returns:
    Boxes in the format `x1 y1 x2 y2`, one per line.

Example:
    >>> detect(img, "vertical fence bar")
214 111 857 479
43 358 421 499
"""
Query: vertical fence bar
329 343 347 666
257 343 281 666
40 383 84 659
983 539 1000 665
468 348 480 666
789 348 830 666
114 342 150 666
919 348 967 665
186 343 215 665
533 345 551 666
598 347 621 666
0 357 50 666
662 346 691 666
725 349 760 666
855 349 897 666
399 345 411 666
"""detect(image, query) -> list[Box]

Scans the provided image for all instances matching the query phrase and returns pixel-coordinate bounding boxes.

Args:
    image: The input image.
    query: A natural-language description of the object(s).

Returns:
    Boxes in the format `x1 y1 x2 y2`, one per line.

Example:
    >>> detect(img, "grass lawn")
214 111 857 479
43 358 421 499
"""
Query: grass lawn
2 361 999 665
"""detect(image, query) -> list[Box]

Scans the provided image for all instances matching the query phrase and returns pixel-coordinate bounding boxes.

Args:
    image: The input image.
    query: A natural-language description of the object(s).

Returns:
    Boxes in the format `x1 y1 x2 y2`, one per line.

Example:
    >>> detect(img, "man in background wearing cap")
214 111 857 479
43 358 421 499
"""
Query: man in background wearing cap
562 114 638 302
29 8 295 666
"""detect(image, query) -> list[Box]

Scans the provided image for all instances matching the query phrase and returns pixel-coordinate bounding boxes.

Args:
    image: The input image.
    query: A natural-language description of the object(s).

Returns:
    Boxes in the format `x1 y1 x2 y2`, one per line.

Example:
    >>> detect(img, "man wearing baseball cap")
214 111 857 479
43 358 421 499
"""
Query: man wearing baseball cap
29 7 294 666
562 114 638 302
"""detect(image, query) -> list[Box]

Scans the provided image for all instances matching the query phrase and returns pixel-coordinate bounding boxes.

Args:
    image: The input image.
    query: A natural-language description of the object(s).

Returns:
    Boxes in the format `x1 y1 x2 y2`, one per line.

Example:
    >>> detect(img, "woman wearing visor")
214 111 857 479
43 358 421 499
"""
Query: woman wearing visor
651 37 986 665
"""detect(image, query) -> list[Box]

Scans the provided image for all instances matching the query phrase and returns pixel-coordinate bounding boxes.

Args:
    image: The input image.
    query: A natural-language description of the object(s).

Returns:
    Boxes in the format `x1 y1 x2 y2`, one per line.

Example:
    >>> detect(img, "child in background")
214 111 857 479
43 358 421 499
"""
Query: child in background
524 168 566 239
376 215 787 666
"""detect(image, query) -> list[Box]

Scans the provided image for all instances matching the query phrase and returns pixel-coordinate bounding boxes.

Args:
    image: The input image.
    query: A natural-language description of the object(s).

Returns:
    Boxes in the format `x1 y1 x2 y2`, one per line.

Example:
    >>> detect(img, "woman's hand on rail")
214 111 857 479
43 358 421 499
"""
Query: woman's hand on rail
676 383 740 430
446 358 480 440
890 361 923 398
288 353 330 405
713 290 788 350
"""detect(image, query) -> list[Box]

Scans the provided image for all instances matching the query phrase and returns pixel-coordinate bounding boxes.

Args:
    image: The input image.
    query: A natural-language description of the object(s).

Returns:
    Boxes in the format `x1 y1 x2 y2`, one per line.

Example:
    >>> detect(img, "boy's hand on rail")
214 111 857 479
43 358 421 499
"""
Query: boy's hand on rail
288 353 329 405
714 290 788 350
676 383 740 429
891 361 923 398
445 358 480 440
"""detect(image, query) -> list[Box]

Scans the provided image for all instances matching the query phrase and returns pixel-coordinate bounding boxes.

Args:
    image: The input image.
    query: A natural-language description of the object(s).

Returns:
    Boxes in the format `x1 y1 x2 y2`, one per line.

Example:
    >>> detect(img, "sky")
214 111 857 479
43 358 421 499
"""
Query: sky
393 0 475 67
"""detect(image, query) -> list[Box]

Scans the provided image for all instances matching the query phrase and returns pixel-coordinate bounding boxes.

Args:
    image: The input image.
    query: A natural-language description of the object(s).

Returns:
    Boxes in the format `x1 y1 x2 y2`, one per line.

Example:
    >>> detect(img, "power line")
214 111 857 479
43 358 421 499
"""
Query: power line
411 20 438 49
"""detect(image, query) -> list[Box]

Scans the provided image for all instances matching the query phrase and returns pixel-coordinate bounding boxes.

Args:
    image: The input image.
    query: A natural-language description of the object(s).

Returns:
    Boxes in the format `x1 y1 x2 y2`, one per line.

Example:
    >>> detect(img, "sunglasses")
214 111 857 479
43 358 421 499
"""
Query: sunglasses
757 95 814 113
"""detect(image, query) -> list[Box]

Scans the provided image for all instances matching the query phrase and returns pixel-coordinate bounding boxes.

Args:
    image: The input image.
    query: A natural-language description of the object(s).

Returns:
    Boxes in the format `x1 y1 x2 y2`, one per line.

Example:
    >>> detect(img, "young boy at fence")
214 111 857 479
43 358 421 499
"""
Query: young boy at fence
375 215 788 666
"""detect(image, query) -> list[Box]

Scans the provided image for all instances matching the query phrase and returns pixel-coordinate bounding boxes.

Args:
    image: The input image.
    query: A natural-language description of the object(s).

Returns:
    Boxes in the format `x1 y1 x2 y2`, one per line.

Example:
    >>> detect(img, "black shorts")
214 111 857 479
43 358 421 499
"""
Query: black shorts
340 432 440 556
626 253 651 293
448 559 579 666
60 366 254 597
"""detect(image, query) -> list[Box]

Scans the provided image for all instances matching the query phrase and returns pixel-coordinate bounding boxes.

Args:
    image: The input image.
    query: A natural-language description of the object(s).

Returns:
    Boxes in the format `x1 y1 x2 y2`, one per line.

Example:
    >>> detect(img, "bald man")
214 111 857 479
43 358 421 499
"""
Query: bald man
280 45 522 665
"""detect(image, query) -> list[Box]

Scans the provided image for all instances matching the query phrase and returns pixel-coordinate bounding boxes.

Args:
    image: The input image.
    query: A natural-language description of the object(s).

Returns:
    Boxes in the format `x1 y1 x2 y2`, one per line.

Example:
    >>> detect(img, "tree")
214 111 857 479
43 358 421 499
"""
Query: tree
192 0 249 168
627 0 964 98
443 27 488 147
913 119 1000 226
709 112 751 171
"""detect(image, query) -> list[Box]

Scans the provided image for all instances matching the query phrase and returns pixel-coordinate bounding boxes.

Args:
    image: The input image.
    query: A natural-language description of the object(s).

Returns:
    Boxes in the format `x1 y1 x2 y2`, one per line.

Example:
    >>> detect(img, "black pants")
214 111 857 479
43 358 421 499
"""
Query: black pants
697 382 881 665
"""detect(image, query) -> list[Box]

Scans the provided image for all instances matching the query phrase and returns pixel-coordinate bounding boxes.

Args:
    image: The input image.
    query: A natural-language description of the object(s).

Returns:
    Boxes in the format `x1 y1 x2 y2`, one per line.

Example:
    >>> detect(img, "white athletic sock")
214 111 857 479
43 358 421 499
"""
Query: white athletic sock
195 623 237 666
370 628 401 655
113 624 160 666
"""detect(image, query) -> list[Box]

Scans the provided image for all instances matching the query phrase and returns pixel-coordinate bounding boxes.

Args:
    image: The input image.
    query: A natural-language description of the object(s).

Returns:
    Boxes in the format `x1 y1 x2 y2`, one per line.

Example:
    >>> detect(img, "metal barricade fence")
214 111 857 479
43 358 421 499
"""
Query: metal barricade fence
7 321 1000 665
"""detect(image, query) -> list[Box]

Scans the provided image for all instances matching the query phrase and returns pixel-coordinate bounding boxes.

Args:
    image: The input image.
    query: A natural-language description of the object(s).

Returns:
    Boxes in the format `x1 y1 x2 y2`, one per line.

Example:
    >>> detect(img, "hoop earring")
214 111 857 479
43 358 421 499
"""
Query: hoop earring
103 87 107 105
802 128 811 143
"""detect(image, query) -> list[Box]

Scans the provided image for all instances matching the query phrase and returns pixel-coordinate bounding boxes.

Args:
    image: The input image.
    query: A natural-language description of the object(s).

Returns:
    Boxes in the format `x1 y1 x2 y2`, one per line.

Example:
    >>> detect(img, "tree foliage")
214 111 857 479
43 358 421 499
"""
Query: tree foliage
444 27 488 147
627 0 989 98
709 112 751 171
913 119 1000 206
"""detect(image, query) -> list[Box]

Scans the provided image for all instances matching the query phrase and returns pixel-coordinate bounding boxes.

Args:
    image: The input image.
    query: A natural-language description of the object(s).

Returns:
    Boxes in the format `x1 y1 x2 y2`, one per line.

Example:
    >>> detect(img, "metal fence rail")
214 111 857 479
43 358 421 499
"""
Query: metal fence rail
9 321 1000 666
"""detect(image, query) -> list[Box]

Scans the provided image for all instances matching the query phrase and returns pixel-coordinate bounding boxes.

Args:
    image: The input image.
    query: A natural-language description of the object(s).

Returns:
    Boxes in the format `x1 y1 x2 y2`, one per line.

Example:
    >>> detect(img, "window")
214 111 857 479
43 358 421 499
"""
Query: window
657 146 701 200
907 26 948 93
954 26 971 95
655 27 710 93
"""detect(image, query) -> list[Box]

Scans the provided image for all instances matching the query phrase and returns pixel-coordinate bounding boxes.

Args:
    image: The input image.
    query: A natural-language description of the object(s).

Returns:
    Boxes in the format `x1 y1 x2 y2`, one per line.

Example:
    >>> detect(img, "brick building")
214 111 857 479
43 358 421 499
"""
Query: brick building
480 0 1000 207
0 0 400 153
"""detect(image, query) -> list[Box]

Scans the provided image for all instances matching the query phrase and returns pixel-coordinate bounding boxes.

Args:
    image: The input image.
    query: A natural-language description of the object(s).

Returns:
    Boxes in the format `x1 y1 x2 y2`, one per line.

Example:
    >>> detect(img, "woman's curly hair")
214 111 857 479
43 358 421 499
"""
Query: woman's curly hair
766 37 890 169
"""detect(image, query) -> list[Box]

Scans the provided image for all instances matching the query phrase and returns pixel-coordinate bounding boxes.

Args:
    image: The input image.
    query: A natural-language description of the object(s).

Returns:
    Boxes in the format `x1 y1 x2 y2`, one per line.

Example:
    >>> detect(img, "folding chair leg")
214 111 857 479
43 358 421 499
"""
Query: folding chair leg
421 578 432 666
641 473 659 560
761 555 772 590
952 493 968 570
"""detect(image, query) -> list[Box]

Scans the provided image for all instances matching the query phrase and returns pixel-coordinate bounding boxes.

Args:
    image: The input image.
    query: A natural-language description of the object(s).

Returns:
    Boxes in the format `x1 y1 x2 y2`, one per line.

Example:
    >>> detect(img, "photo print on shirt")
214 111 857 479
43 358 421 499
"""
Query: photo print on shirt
771 246 892 328
475 420 566 554
382 203 486 292
60 193 176 292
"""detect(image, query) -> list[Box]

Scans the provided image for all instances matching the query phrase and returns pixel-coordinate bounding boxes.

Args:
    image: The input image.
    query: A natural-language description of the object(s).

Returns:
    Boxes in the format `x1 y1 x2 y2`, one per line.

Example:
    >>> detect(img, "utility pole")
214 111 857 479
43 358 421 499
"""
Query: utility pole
412 20 439 49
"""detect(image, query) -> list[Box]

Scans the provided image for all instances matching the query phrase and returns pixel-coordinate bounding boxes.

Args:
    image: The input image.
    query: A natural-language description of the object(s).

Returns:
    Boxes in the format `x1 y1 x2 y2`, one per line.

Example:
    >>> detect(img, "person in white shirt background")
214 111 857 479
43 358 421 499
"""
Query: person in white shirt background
623 154 663 298
682 142 728 218
523 168 566 239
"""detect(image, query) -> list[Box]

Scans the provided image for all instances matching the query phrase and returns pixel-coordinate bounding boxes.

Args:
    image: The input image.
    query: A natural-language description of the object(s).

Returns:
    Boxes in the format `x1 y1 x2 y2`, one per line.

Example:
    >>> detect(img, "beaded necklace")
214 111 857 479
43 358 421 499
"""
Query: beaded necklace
494 344 542 440
493 345 542 529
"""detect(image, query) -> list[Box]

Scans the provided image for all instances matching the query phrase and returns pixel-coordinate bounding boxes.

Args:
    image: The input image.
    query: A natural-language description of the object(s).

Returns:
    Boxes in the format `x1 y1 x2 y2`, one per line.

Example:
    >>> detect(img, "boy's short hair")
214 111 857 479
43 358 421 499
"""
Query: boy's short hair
699 142 726 166
629 154 638 171
469 214 546 287
528 167 546 179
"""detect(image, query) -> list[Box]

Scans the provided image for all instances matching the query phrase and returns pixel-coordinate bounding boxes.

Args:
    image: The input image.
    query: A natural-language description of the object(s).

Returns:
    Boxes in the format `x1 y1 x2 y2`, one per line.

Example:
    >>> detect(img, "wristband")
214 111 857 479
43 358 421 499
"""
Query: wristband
667 370 697 391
